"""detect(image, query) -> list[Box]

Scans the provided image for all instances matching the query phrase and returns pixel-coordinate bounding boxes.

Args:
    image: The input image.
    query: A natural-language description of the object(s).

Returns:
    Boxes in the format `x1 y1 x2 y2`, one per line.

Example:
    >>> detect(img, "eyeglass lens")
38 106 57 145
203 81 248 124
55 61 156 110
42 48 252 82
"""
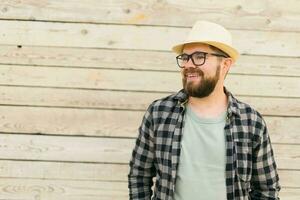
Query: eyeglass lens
176 52 206 68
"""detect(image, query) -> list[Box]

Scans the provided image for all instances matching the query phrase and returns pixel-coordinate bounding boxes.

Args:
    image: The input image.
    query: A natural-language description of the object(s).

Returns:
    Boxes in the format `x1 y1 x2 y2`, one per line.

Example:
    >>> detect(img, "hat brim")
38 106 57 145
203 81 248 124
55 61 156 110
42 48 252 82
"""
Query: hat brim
172 41 239 63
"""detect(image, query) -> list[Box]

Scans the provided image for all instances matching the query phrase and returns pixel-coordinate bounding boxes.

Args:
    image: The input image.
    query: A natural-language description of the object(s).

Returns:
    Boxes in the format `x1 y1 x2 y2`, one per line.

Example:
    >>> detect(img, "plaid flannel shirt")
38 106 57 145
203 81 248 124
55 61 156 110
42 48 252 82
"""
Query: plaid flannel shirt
128 88 280 200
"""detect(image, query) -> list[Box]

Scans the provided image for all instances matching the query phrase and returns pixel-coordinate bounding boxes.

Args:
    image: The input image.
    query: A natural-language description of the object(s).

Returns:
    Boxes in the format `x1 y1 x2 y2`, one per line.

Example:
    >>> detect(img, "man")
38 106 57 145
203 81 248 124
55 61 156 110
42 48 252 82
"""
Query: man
128 21 280 200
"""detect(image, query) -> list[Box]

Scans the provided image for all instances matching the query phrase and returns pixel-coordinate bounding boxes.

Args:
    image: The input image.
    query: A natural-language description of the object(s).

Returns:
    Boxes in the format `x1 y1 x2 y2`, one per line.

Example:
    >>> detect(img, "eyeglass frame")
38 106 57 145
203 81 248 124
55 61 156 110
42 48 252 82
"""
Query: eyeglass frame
176 51 229 68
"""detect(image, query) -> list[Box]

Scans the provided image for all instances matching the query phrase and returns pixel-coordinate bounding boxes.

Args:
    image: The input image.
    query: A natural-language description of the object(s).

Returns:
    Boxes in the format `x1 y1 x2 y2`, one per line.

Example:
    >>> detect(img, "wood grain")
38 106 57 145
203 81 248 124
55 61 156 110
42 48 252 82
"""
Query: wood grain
0 106 298 143
0 134 134 164
0 86 299 116
0 0 300 32
0 45 299 77
0 160 298 188
0 20 300 57
0 65 299 97
0 178 298 200
0 178 128 200
0 134 298 170
0 160 128 182
0 1 298 199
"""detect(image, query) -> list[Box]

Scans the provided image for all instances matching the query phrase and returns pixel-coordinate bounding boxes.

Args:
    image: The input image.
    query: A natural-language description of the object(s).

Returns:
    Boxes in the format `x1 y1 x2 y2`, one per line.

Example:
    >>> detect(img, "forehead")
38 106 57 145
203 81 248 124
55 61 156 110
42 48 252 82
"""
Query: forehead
182 43 211 54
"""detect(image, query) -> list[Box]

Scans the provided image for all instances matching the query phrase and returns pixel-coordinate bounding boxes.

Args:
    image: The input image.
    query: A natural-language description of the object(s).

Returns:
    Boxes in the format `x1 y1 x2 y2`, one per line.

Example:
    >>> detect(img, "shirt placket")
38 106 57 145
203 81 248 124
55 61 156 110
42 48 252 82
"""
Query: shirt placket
225 114 235 199
171 102 186 196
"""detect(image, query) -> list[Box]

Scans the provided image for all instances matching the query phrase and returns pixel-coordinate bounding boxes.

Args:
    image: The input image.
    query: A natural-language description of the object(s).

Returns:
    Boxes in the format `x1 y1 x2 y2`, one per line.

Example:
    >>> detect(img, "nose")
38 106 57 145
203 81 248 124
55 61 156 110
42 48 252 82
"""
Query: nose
184 57 196 69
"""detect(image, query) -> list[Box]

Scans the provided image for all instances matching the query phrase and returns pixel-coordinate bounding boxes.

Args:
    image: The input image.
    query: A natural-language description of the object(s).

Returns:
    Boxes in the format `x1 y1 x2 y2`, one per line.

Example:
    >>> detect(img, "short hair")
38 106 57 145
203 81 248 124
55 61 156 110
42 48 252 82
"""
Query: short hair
208 45 230 58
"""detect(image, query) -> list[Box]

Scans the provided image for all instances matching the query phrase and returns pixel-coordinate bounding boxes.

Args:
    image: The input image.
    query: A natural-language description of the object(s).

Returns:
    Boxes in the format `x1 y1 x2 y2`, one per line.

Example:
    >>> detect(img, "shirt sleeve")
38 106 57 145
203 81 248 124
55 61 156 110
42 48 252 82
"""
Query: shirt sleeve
250 118 281 199
128 103 156 199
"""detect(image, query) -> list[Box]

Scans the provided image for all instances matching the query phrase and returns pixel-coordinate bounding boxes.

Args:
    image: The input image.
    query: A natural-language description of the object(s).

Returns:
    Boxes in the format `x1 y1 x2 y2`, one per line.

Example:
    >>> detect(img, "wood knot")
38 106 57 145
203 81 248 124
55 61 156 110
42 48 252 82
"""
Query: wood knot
81 29 88 35
123 8 131 14
2 7 8 12
236 5 242 10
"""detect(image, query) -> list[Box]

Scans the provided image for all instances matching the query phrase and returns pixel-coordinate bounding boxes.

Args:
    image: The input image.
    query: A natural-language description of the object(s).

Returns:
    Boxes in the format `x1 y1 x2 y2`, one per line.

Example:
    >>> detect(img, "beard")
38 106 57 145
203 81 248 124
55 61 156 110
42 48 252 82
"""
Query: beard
182 65 221 98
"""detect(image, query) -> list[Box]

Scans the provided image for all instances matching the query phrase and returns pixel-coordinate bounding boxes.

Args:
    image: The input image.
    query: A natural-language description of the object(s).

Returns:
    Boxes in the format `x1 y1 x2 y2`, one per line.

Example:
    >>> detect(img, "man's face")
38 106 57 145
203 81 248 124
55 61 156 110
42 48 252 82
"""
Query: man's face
180 43 222 98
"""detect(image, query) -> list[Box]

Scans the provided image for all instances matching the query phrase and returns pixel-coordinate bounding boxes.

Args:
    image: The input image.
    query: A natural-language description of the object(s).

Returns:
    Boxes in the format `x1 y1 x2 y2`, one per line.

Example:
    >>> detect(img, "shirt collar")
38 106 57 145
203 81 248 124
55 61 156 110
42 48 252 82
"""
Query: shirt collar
173 87 241 117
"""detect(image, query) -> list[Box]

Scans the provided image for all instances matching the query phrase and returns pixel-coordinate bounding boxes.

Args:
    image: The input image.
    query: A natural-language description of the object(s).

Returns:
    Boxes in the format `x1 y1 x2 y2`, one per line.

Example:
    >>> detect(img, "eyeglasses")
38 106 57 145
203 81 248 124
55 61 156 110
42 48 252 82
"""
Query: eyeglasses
176 51 228 68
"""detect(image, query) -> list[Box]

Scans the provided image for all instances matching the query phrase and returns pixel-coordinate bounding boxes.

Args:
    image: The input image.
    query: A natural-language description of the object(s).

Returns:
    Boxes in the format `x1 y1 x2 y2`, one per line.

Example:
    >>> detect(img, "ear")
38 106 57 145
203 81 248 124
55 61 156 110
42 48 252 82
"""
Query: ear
221 58 233 75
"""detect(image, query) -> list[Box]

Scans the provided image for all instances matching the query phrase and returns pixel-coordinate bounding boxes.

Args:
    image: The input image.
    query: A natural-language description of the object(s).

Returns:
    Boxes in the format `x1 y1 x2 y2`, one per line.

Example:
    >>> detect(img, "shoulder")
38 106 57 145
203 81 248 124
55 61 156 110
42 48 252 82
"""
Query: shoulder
236 97 264 123
148 89 187 112
230 94 267 134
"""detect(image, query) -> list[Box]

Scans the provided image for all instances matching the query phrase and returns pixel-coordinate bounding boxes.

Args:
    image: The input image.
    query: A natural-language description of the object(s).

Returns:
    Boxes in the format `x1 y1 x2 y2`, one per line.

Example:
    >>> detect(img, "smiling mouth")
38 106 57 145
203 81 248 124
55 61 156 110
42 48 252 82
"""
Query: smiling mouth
186 73 200 80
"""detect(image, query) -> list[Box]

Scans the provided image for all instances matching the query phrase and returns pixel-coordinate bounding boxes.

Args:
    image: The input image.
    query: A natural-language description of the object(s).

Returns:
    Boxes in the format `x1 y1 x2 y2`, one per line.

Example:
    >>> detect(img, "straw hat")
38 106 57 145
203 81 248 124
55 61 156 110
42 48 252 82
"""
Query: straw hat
172 21 239 62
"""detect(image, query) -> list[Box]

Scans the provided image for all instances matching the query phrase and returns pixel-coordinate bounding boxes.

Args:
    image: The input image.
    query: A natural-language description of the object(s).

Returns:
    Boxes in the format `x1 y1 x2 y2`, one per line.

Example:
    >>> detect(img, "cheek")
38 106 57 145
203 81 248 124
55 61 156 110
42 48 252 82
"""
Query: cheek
180 69 185 77
203 65 217 76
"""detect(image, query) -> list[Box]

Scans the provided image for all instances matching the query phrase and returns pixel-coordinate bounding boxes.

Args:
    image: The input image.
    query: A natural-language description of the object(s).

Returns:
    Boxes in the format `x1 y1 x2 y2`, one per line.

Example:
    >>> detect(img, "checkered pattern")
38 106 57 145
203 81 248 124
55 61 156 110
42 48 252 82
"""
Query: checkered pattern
128 88 280 200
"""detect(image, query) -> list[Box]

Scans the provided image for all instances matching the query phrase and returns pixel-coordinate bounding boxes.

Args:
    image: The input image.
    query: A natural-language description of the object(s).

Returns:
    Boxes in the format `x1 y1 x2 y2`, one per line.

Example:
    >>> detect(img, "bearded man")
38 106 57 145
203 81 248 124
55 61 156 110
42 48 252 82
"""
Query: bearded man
128 20 280 200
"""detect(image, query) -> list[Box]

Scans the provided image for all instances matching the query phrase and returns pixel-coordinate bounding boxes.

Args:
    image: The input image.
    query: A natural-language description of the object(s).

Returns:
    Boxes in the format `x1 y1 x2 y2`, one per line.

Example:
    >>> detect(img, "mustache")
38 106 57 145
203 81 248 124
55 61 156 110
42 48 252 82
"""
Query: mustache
183 68 204 76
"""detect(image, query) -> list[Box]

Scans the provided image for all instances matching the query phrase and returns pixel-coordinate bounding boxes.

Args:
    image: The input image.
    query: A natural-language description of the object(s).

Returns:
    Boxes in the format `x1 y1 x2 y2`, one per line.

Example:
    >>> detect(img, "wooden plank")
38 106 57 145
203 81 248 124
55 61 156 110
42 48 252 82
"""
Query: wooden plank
0 106 298 143
0 65 299 97
0 178 298 200
1 0 300 32
0 160 128 182
237 96 300 117
264 117 300 144
0 106 143 138
0 179 127 200
0 45 299 77
0 86 299 117
0 160 298 188
232 55 300 77
0 134 298 170
0 86 164 111
281 188 300 200
0 20 300 57
273 144 300 170
279 170 300 188
0 134 134 164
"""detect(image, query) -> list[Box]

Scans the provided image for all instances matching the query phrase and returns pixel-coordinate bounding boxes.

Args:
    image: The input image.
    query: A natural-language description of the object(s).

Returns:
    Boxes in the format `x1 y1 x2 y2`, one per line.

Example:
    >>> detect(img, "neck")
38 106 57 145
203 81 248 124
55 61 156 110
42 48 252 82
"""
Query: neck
187 84 228 118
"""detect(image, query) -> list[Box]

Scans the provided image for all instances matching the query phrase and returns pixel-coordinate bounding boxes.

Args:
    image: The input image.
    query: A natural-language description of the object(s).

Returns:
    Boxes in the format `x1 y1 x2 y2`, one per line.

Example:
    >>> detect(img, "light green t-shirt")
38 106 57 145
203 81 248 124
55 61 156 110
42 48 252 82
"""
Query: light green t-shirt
173 105 227 200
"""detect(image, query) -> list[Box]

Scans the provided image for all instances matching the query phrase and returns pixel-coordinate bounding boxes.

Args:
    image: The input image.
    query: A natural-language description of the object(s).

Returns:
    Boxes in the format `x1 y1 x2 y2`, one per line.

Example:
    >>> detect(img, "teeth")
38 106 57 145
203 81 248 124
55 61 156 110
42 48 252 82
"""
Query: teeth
187 73 198 77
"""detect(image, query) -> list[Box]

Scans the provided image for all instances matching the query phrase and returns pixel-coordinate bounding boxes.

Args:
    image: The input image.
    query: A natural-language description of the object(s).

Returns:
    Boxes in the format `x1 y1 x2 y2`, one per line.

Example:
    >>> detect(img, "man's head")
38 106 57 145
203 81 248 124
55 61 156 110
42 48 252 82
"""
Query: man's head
172 20 239 62
171 20 239 98
180 43 233 98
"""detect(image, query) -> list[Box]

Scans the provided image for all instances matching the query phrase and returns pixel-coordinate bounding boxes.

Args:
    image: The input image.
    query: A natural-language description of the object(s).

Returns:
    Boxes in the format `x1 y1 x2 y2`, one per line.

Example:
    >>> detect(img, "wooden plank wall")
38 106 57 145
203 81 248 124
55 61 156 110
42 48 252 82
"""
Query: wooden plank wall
0 0 299 199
